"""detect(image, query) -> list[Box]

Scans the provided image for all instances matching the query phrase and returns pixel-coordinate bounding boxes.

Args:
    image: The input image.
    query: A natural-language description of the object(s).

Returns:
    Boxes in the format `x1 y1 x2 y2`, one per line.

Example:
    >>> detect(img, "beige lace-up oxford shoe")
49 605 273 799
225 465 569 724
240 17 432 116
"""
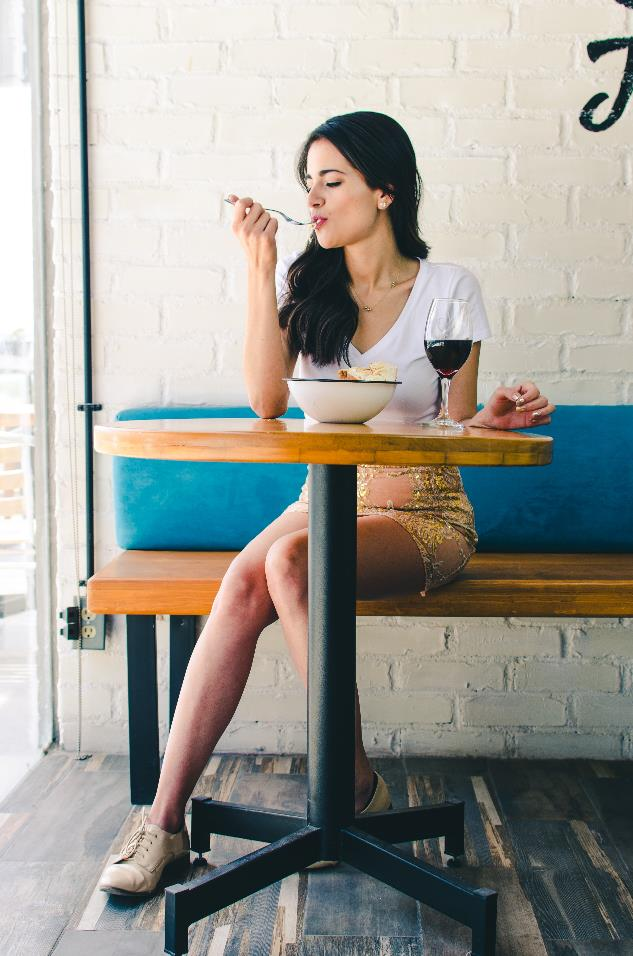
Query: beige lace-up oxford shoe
98 811 190 896
306 770 393 870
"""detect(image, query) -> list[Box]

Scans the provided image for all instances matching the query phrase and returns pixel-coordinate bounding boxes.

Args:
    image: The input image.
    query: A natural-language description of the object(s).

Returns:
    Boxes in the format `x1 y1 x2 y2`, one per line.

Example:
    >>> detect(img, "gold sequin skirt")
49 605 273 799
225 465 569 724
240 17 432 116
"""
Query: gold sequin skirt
283 465 477 594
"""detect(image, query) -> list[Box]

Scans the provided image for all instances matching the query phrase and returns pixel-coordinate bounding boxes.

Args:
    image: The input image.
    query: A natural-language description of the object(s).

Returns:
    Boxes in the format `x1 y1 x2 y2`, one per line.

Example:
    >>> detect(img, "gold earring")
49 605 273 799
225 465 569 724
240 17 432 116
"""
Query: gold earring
379 202 387 209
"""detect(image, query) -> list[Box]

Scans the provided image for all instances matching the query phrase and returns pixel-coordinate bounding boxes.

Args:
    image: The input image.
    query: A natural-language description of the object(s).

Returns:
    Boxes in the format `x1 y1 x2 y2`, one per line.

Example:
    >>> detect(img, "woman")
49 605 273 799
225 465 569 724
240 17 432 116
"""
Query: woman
99 111 555 896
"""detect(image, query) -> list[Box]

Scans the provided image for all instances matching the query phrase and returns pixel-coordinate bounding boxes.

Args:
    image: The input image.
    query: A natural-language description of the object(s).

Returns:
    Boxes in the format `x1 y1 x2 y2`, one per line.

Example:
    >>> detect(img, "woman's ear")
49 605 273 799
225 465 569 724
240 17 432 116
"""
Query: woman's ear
382 185 396 205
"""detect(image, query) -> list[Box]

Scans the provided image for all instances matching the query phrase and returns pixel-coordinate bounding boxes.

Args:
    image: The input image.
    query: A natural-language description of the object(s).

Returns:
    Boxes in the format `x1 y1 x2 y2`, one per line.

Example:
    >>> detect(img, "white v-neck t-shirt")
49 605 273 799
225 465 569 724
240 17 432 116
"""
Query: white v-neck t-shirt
275 251 492 427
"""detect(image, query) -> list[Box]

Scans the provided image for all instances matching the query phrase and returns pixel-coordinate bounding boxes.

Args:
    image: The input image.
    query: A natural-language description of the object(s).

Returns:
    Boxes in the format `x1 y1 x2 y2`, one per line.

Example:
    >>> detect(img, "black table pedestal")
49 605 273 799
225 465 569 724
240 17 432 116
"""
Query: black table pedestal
164 464 497 955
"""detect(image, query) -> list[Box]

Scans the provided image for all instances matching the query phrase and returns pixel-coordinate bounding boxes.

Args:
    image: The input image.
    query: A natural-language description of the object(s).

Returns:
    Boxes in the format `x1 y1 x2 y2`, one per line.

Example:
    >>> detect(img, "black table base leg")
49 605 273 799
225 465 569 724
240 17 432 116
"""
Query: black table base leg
341 826 497 956
471 890 499 956
126 615 159 805
164 826 322 956
190 797 306 847
354 800 465 848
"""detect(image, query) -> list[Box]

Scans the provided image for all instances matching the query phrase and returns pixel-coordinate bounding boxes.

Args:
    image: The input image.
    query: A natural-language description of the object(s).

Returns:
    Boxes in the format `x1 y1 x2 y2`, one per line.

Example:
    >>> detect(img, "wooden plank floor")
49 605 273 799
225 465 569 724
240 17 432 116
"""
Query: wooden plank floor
1 750 632 955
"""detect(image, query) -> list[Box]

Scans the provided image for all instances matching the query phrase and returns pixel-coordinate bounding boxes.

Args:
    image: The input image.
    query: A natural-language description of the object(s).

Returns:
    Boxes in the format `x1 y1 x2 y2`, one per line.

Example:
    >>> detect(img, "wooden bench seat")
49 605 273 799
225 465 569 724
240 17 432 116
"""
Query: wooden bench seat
88 549 633 618
86 549 633 805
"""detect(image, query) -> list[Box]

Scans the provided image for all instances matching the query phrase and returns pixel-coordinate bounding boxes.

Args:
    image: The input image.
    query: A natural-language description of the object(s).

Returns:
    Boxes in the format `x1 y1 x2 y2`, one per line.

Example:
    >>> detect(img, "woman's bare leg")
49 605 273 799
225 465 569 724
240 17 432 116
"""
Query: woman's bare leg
147 511 309 832
264 514 426 814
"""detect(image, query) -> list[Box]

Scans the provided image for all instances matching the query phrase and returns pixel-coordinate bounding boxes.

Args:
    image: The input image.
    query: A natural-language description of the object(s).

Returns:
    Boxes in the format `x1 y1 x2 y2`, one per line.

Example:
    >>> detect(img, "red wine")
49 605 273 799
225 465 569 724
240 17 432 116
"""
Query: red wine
424 339 472 378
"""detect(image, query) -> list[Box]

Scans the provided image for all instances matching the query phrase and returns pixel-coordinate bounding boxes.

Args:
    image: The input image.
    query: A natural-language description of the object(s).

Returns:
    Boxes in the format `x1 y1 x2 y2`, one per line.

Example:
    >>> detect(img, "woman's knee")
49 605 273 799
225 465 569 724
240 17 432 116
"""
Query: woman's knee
264 533 308 599
213 557 278 629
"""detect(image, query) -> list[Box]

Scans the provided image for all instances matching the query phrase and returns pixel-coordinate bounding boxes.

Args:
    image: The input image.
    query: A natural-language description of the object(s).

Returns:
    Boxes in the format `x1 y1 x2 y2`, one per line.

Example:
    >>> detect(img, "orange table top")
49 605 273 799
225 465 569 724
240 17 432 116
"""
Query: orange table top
94 417 552 467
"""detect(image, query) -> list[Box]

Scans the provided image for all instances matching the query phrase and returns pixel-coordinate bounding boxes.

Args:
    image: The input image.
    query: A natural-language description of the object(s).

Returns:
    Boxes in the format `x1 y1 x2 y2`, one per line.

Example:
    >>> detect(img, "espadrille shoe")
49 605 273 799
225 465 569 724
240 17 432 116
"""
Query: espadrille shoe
306 771 392 870
98 811 190 896
359 770 392 816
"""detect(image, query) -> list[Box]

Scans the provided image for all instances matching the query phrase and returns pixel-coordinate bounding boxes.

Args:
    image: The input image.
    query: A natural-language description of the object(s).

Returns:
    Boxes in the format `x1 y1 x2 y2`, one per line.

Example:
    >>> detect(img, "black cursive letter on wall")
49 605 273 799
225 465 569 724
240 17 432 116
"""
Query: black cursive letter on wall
579 36 633 131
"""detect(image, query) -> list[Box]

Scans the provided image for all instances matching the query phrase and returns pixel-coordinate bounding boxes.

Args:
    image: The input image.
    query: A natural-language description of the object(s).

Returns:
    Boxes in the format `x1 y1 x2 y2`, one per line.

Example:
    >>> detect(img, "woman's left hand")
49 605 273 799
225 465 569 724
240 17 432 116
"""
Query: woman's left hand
471 381 556 430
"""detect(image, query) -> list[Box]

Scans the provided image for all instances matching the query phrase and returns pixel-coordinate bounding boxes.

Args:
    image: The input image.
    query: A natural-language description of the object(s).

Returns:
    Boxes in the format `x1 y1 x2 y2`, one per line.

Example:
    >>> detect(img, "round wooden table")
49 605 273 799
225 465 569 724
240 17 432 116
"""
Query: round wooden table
95 417 552 956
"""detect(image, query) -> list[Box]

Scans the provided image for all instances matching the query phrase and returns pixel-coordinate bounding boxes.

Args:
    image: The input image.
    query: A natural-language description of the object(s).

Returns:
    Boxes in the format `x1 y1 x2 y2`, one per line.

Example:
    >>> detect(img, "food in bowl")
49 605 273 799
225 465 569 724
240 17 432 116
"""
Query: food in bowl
284 364 400 424
336 361 397 382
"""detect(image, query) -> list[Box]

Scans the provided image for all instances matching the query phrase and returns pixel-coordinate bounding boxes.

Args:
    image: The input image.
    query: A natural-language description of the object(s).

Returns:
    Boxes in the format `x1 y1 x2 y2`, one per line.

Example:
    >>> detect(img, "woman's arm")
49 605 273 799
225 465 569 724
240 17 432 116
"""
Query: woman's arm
243 269 297 418
447 341 480 422
230 194 296 419
448 342 556 429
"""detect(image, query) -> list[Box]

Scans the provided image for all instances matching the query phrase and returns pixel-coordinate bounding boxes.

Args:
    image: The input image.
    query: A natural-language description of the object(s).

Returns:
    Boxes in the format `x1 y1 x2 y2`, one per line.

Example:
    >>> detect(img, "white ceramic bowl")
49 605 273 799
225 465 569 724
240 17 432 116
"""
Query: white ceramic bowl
284 377 399 424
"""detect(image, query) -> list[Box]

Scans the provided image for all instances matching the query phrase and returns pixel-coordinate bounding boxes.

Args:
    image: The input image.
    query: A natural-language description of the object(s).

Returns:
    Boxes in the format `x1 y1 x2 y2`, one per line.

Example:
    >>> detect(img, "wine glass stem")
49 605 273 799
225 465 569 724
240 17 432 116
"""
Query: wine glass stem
439 376 451 420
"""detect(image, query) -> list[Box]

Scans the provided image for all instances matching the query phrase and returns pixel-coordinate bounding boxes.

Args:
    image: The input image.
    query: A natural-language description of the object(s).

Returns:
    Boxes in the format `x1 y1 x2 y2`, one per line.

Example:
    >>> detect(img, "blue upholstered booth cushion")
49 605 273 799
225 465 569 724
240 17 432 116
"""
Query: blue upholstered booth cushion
113 405 633 552
459 405 632 552
114 406 307 550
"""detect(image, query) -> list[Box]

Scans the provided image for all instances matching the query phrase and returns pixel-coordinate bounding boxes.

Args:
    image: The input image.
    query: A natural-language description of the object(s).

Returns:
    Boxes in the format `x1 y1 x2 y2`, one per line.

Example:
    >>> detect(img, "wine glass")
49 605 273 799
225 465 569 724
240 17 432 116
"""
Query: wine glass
423 298 473 430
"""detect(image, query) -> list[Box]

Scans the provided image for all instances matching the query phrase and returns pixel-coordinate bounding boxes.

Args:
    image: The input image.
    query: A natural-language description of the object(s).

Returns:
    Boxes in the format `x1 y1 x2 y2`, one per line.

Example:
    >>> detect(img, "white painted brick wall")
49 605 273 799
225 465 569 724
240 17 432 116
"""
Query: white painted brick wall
47 0 633 761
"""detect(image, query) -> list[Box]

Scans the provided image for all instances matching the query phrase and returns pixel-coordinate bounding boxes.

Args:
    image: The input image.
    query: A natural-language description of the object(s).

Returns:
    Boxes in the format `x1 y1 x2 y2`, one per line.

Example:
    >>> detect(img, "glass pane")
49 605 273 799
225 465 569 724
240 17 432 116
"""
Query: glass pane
0 0 41 800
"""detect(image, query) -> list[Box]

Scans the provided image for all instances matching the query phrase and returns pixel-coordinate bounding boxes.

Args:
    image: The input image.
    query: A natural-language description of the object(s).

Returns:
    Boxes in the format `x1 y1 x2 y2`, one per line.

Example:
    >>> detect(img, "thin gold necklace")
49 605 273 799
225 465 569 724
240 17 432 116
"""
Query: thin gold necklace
350 270 401 312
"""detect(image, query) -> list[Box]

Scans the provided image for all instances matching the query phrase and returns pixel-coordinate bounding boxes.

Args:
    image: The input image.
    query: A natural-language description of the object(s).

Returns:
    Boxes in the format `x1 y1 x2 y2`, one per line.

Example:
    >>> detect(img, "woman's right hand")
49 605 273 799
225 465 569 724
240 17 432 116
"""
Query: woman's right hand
228 193 278 272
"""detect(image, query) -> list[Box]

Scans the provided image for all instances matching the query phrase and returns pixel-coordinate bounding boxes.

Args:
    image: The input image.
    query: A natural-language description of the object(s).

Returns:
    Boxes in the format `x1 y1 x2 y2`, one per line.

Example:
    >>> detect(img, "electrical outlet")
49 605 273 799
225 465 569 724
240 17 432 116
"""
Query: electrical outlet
79 596 106 649
59 595 106 648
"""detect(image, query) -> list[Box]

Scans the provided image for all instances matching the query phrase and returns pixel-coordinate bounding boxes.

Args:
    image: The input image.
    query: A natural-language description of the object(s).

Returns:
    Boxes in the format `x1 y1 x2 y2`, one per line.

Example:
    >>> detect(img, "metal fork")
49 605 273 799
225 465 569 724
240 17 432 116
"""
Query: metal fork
224 196 312 226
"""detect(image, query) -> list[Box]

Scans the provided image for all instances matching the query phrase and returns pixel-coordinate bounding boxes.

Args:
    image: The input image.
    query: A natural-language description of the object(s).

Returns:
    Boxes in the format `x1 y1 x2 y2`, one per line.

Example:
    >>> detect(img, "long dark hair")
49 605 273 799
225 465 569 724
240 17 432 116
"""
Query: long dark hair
278 111 430 368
